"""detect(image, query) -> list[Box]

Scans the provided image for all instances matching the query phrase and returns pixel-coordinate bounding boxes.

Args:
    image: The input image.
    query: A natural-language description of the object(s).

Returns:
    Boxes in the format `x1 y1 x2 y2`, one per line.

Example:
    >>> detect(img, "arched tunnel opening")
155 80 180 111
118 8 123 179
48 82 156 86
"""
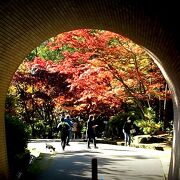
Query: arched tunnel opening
5 28 173 179
0 1 180 179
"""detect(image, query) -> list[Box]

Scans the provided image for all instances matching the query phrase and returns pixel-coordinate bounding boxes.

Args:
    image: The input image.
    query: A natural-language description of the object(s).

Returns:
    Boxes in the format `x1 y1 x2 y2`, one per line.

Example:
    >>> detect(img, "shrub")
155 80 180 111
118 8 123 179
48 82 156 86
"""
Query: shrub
5 114 30 177
134 107 162 135
135 119 162 135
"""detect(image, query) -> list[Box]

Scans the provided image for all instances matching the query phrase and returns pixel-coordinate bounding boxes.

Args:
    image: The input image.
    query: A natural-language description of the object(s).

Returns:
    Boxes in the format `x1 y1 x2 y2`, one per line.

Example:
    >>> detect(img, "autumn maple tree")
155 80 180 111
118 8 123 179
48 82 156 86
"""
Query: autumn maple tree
8 29 172 138
10 57 70 138
46 29 171 118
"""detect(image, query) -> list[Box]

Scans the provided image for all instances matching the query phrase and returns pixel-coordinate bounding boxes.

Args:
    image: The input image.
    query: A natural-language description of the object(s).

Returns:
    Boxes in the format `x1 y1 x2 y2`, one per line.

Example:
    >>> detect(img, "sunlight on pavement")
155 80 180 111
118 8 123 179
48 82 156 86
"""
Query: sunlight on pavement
27 141 171 180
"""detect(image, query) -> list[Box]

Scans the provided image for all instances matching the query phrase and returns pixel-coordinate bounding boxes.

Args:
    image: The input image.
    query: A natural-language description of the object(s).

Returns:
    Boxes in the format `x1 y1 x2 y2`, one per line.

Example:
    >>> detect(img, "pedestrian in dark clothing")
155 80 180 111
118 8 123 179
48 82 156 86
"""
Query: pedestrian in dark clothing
57 117 70 150
86 115 98 149
123 117 132 146
64 115 73 145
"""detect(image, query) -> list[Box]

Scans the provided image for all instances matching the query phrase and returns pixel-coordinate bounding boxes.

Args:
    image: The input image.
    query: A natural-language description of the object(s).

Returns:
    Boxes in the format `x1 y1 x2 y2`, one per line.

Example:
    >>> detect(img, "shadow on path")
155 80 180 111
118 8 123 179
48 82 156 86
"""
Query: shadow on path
22 142 168 180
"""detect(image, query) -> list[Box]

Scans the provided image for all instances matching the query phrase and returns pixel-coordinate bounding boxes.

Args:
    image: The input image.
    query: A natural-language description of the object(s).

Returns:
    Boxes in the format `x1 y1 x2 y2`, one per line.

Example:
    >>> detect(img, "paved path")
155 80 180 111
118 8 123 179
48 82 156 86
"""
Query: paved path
26 141 171 180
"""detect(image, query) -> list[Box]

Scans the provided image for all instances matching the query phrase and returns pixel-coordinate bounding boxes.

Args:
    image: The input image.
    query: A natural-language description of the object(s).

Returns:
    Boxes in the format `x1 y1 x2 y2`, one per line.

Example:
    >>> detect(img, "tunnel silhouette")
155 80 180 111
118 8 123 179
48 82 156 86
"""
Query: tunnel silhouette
0 1 180 179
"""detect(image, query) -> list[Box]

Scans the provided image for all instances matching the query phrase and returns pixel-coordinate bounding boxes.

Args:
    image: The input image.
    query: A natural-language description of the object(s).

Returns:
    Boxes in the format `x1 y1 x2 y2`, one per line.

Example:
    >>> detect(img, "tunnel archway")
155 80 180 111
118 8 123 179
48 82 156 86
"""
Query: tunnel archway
0 1 180 179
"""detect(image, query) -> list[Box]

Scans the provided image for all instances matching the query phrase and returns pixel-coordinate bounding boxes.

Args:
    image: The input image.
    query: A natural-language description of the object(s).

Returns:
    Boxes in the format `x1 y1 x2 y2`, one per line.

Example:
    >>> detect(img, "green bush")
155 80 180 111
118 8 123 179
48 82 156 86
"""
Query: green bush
135 119 162 135
5 114 30 177
134 107 162 135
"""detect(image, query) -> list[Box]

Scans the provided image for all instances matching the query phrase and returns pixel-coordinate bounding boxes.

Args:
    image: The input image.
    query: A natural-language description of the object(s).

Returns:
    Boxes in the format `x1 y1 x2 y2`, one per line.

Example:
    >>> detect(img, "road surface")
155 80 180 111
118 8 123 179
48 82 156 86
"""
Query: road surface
25 141 170 180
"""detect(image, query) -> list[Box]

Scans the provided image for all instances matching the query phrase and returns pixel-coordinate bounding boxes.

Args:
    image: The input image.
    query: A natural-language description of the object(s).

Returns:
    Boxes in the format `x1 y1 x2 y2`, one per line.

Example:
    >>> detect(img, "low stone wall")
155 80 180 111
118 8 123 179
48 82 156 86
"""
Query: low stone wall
117 134 172 151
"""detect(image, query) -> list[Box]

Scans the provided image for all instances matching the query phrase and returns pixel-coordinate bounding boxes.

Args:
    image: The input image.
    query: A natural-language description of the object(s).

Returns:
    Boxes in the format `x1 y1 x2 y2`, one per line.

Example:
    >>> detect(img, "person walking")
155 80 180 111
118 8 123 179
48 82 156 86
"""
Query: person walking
57 117 70 150
86 115 98 149
64 115 73 145
123 117 132 146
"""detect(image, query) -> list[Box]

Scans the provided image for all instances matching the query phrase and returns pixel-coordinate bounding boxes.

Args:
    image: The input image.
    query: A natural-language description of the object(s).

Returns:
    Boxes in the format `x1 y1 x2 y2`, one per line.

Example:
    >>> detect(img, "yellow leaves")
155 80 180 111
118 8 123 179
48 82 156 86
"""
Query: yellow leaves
16 63 28 73
135 119 162 135
8 85 17 95
26 86 33 93
74 103 87 111
140 58 150 67
126 99 134 104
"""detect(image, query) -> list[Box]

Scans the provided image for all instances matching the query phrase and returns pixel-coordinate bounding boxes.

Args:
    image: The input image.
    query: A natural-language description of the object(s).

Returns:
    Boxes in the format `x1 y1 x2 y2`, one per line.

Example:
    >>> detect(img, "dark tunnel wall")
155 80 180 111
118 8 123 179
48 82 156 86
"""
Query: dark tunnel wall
0 1 180 179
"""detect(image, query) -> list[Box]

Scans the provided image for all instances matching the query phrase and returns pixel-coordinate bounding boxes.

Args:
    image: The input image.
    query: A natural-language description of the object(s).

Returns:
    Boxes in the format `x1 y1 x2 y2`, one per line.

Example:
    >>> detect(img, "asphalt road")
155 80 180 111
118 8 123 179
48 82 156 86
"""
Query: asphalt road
26 141 171 180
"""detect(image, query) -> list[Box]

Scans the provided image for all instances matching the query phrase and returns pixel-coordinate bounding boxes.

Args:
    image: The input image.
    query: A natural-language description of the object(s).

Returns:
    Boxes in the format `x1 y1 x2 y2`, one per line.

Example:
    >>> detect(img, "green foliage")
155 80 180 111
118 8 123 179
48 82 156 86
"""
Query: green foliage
26 49 37 61
108 38 121 47
108 113 125 126
62 44 78 53
121 102 142 120
38 46 64 62
34 119 45 131
5 95 17 115
166 120 173 136
135 107 162 135
27 43 64 62
5 114 30 154
5 90 22 116
5 114 30 176
32 119 51 138
81 126 87 133
107 113 127 138
26 125 32 138
135 119 162 135
144 107 156 121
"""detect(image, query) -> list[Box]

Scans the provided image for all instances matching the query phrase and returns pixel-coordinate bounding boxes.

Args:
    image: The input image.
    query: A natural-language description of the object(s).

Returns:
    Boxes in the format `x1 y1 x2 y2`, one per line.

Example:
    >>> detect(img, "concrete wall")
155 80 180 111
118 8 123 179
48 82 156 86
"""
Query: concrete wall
0 0 180 179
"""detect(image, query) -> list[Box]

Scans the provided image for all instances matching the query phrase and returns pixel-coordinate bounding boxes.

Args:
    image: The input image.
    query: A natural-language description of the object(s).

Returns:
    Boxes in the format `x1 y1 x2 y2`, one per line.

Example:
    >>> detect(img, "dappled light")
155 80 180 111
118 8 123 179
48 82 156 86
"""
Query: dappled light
24 142 170 180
